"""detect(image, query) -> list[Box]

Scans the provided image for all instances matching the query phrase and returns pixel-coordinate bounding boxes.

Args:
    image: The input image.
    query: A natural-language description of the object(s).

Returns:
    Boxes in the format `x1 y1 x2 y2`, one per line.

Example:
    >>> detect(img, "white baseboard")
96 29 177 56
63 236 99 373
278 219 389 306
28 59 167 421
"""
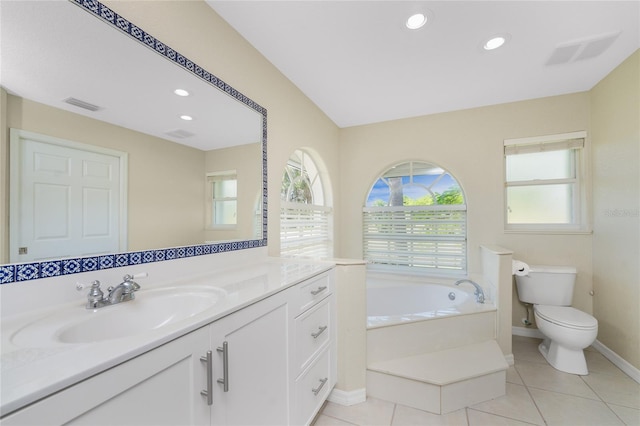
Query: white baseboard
512 327 640 384
328 387 367 406
512 326 544 339
504 353 515 366
591 340 640 384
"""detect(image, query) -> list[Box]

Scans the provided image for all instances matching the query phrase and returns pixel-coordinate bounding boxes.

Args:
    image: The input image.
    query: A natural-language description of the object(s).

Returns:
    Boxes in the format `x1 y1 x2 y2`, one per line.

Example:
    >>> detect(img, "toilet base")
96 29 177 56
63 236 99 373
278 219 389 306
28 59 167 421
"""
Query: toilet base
538 339 589 375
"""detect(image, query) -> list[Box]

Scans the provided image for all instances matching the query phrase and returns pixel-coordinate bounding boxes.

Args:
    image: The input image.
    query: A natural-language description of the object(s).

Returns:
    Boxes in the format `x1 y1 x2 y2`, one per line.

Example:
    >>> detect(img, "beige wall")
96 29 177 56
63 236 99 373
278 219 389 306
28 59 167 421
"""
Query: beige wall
2 95 205 257
1 89 8 262
591 50 639 370
338 93 593 322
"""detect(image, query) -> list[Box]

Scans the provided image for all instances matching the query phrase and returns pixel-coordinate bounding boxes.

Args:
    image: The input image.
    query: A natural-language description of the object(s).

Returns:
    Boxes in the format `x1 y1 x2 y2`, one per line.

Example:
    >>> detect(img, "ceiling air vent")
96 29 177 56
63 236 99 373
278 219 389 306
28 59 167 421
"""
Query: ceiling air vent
63 97 101 112
545 32 620 66
165 129 195 139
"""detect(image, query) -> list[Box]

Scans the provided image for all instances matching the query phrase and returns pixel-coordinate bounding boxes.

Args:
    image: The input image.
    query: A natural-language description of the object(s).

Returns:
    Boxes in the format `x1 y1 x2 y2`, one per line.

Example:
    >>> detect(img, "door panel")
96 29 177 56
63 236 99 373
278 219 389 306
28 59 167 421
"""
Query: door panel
10 131 126 262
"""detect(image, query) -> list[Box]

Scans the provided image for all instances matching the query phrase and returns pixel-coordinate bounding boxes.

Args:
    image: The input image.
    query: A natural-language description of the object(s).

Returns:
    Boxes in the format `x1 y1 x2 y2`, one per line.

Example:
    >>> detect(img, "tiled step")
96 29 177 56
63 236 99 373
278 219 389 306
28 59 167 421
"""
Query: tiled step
367 340 508 414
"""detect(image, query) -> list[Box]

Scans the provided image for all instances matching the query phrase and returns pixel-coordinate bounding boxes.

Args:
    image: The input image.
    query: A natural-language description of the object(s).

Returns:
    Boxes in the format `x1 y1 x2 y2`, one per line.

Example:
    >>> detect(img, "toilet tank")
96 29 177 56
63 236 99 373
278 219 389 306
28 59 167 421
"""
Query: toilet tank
515 265 576 306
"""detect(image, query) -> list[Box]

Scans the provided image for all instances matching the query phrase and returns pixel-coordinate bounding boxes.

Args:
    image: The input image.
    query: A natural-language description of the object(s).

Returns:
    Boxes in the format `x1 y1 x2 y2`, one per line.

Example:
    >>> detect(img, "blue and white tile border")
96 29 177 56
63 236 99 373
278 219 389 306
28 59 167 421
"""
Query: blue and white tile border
1 0 267 284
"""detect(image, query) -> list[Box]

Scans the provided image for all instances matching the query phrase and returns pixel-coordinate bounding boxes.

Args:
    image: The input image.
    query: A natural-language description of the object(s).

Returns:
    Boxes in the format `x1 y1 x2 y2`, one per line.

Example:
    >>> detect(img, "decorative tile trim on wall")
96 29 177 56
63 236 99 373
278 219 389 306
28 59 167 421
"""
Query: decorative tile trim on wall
0 241 265 284
1 0 267 284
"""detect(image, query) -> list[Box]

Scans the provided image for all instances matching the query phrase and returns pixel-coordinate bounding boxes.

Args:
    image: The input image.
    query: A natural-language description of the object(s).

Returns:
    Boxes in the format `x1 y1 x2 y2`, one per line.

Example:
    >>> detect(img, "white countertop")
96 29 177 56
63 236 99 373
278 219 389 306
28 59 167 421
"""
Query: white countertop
0 258 333 416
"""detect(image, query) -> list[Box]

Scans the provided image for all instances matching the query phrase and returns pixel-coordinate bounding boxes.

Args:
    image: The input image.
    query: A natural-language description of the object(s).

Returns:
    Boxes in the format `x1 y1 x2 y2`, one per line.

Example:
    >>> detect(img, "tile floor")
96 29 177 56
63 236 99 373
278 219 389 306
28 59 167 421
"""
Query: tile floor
315 336 640 425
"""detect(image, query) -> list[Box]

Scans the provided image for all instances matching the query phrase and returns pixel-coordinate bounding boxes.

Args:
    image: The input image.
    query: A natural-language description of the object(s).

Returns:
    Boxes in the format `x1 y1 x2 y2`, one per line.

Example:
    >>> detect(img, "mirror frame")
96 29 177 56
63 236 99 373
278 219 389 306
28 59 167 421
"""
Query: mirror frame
0 0 267 284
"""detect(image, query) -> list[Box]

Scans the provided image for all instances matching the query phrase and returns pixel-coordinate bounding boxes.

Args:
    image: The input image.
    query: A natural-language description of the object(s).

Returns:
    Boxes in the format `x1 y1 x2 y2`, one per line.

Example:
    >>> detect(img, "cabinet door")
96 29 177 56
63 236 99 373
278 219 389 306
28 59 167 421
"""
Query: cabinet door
2 327 211 426
210 290 290 426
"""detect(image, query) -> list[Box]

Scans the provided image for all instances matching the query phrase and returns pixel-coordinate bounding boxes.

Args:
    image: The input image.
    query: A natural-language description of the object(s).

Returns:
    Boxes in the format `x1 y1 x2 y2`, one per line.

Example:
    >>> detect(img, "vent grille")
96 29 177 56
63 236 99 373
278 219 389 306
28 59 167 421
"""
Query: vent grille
63 97 101 112
165 129 195 139
546 32 620 66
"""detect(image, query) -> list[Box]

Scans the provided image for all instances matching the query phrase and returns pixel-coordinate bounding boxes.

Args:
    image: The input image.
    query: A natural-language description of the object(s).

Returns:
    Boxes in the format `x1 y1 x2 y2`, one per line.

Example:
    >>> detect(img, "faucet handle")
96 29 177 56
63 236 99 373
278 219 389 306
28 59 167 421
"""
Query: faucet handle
86 280 105 308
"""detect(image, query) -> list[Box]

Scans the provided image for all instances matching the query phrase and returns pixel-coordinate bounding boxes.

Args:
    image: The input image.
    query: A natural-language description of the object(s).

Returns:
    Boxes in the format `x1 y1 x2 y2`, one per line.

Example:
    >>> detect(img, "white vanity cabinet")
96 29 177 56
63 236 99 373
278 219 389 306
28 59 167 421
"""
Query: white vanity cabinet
1 326 212 426
208 286 290 426
290 271 336 426
1 267 335 426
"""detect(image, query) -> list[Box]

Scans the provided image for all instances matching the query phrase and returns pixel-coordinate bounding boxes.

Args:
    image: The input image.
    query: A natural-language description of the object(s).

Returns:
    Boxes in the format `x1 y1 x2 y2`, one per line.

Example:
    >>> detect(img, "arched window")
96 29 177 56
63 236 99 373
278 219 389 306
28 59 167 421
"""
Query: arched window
363 161 466 275
280 150 332 258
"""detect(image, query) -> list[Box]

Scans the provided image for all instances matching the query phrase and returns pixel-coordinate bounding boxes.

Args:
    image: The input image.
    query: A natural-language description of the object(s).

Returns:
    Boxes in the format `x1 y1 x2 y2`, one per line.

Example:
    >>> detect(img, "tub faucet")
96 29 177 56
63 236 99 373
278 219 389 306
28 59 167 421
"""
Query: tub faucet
454 279 485 304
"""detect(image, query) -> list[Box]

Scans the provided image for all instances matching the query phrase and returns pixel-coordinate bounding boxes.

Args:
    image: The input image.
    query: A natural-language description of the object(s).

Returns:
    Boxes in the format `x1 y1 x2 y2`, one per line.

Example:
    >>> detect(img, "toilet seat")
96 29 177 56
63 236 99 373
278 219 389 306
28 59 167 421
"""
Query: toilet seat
535 305 598 330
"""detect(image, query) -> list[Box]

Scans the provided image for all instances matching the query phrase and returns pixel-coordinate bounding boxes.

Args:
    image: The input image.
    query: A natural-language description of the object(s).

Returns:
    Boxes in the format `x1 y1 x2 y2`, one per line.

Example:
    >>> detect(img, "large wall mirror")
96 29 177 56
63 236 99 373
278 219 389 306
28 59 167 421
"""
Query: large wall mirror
0 0 267 283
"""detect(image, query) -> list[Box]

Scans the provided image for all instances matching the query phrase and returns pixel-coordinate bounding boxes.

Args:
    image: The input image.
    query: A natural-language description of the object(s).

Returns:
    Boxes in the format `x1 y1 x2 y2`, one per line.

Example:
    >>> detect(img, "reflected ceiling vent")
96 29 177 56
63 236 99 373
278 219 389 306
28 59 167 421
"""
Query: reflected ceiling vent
546 32 620 66
63 97 101 112
165 129 195 139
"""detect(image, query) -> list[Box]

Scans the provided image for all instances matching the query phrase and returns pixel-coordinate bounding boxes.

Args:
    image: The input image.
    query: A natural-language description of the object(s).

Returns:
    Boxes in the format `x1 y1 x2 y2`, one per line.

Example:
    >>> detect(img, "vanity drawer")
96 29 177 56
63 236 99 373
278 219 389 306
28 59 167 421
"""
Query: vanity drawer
296 272 331 314
294 347 331 426
295 297 331 374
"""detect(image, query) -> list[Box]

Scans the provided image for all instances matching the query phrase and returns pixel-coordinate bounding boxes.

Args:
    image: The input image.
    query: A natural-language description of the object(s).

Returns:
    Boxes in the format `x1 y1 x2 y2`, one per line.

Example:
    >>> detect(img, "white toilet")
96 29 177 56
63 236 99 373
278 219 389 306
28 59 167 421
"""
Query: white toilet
515 265 598 375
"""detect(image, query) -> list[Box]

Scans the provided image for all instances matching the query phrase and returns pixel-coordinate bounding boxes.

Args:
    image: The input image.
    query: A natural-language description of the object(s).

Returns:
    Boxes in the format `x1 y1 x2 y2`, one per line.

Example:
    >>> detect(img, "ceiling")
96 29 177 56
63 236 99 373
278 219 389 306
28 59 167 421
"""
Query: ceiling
1 1 262 151
207 1 640 128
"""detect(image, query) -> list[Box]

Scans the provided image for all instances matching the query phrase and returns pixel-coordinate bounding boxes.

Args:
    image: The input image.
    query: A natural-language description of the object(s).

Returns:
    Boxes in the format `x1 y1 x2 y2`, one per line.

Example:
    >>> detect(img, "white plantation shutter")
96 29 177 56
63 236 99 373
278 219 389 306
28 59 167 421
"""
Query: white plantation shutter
363 205 466 274
281 202 332 258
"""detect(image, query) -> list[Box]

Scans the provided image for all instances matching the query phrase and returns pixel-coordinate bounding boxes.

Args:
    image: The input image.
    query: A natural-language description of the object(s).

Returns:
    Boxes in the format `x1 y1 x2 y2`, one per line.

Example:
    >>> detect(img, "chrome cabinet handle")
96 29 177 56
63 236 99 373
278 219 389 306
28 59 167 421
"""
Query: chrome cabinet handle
311 325 328 339
311 377 328 396
217 341 229 392
310 286 327 296
200 350 213 405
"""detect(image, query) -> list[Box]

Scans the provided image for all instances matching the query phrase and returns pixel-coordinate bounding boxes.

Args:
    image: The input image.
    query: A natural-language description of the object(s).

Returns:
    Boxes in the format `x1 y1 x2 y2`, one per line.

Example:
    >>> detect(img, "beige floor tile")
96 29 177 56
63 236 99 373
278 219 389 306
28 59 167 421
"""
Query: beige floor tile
321 398 395 426
313 414 358 426
585 351 630 378
470 383 544 425
529 387 625 426
607 403 640 426
512 337 546 365
506 365 524 385
391 404 468 426
467 409 538 426
515 359 600 399
582 371 640 409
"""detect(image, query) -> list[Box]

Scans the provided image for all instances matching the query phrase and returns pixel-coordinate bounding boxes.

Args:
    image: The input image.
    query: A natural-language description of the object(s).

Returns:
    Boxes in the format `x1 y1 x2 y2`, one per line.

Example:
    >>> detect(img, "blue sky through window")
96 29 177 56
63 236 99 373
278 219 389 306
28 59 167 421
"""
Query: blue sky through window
366 173 459 206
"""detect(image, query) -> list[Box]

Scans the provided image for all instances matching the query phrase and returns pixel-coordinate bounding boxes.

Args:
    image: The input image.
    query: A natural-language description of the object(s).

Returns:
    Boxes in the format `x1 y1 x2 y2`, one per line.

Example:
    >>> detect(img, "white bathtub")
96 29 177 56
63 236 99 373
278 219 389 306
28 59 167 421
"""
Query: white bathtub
367 273 495 328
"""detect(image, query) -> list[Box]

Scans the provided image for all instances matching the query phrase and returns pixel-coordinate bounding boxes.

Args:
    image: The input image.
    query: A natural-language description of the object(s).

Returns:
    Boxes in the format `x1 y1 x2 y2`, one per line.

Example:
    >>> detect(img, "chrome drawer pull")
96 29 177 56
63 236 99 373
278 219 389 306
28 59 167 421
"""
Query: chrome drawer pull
311 325 328 339
310 286 327 296
200 350 213 405
217 341 229 392
312 377 329 396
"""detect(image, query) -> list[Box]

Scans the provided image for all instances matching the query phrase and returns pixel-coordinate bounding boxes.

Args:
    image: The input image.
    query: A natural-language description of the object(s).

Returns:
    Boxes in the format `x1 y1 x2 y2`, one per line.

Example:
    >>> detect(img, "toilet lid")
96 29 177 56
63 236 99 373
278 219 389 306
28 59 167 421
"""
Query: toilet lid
535 305 598 329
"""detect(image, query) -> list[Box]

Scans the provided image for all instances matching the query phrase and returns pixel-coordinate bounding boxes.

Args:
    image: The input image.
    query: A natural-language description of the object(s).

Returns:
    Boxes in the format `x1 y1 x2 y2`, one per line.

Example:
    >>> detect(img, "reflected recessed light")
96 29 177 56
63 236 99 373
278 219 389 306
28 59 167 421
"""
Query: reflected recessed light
180 115 193 121
483 34 510 51
174 89 190 97
406 13 427 30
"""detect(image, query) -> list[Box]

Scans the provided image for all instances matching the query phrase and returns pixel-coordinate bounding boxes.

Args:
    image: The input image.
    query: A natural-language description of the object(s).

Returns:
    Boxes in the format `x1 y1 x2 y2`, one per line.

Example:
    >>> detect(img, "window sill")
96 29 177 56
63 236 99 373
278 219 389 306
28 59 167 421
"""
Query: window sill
504 228 593 235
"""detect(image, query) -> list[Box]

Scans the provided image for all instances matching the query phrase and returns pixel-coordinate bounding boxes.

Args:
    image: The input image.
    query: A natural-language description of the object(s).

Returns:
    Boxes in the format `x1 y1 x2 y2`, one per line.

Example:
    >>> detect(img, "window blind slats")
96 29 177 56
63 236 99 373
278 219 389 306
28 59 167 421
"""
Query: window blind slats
281 204 332 259
363 207 466 274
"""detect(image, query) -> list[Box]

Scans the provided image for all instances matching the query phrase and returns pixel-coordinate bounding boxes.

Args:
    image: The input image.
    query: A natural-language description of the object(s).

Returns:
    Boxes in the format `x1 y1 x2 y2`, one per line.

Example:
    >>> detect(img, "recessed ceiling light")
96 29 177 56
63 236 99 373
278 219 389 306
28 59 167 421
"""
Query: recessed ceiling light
180 115 193 121
483 34 510 51
406 13 427 30
174 89 190 97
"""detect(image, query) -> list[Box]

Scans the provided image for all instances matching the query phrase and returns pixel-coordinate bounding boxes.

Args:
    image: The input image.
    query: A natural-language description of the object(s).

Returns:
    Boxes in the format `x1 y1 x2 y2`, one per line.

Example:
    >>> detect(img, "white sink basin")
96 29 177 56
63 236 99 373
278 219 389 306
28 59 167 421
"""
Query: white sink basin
11 286 226 347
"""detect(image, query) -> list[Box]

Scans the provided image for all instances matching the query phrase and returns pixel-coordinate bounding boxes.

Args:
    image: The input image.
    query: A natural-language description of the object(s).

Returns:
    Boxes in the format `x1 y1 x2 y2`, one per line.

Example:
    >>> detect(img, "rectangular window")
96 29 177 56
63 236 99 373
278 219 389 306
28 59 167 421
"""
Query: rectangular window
504 132 589 232
207 171 237 228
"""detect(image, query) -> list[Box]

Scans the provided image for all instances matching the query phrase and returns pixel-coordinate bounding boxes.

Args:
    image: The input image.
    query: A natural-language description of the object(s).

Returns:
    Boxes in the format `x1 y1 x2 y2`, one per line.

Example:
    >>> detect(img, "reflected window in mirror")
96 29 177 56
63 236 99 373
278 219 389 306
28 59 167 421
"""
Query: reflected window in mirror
208 171 238 228
280 150 333 259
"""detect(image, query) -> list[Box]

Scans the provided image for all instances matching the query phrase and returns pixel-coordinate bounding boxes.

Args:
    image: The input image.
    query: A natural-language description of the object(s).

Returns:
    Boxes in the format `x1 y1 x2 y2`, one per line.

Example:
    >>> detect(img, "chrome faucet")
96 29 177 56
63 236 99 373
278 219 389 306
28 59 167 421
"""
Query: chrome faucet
454 279 485 304
86 273 146 309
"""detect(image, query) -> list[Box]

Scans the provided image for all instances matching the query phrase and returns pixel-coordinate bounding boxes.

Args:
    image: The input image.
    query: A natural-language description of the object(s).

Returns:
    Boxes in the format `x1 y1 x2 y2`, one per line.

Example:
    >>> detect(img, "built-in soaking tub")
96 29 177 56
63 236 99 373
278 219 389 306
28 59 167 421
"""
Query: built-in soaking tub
366 273 498 364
